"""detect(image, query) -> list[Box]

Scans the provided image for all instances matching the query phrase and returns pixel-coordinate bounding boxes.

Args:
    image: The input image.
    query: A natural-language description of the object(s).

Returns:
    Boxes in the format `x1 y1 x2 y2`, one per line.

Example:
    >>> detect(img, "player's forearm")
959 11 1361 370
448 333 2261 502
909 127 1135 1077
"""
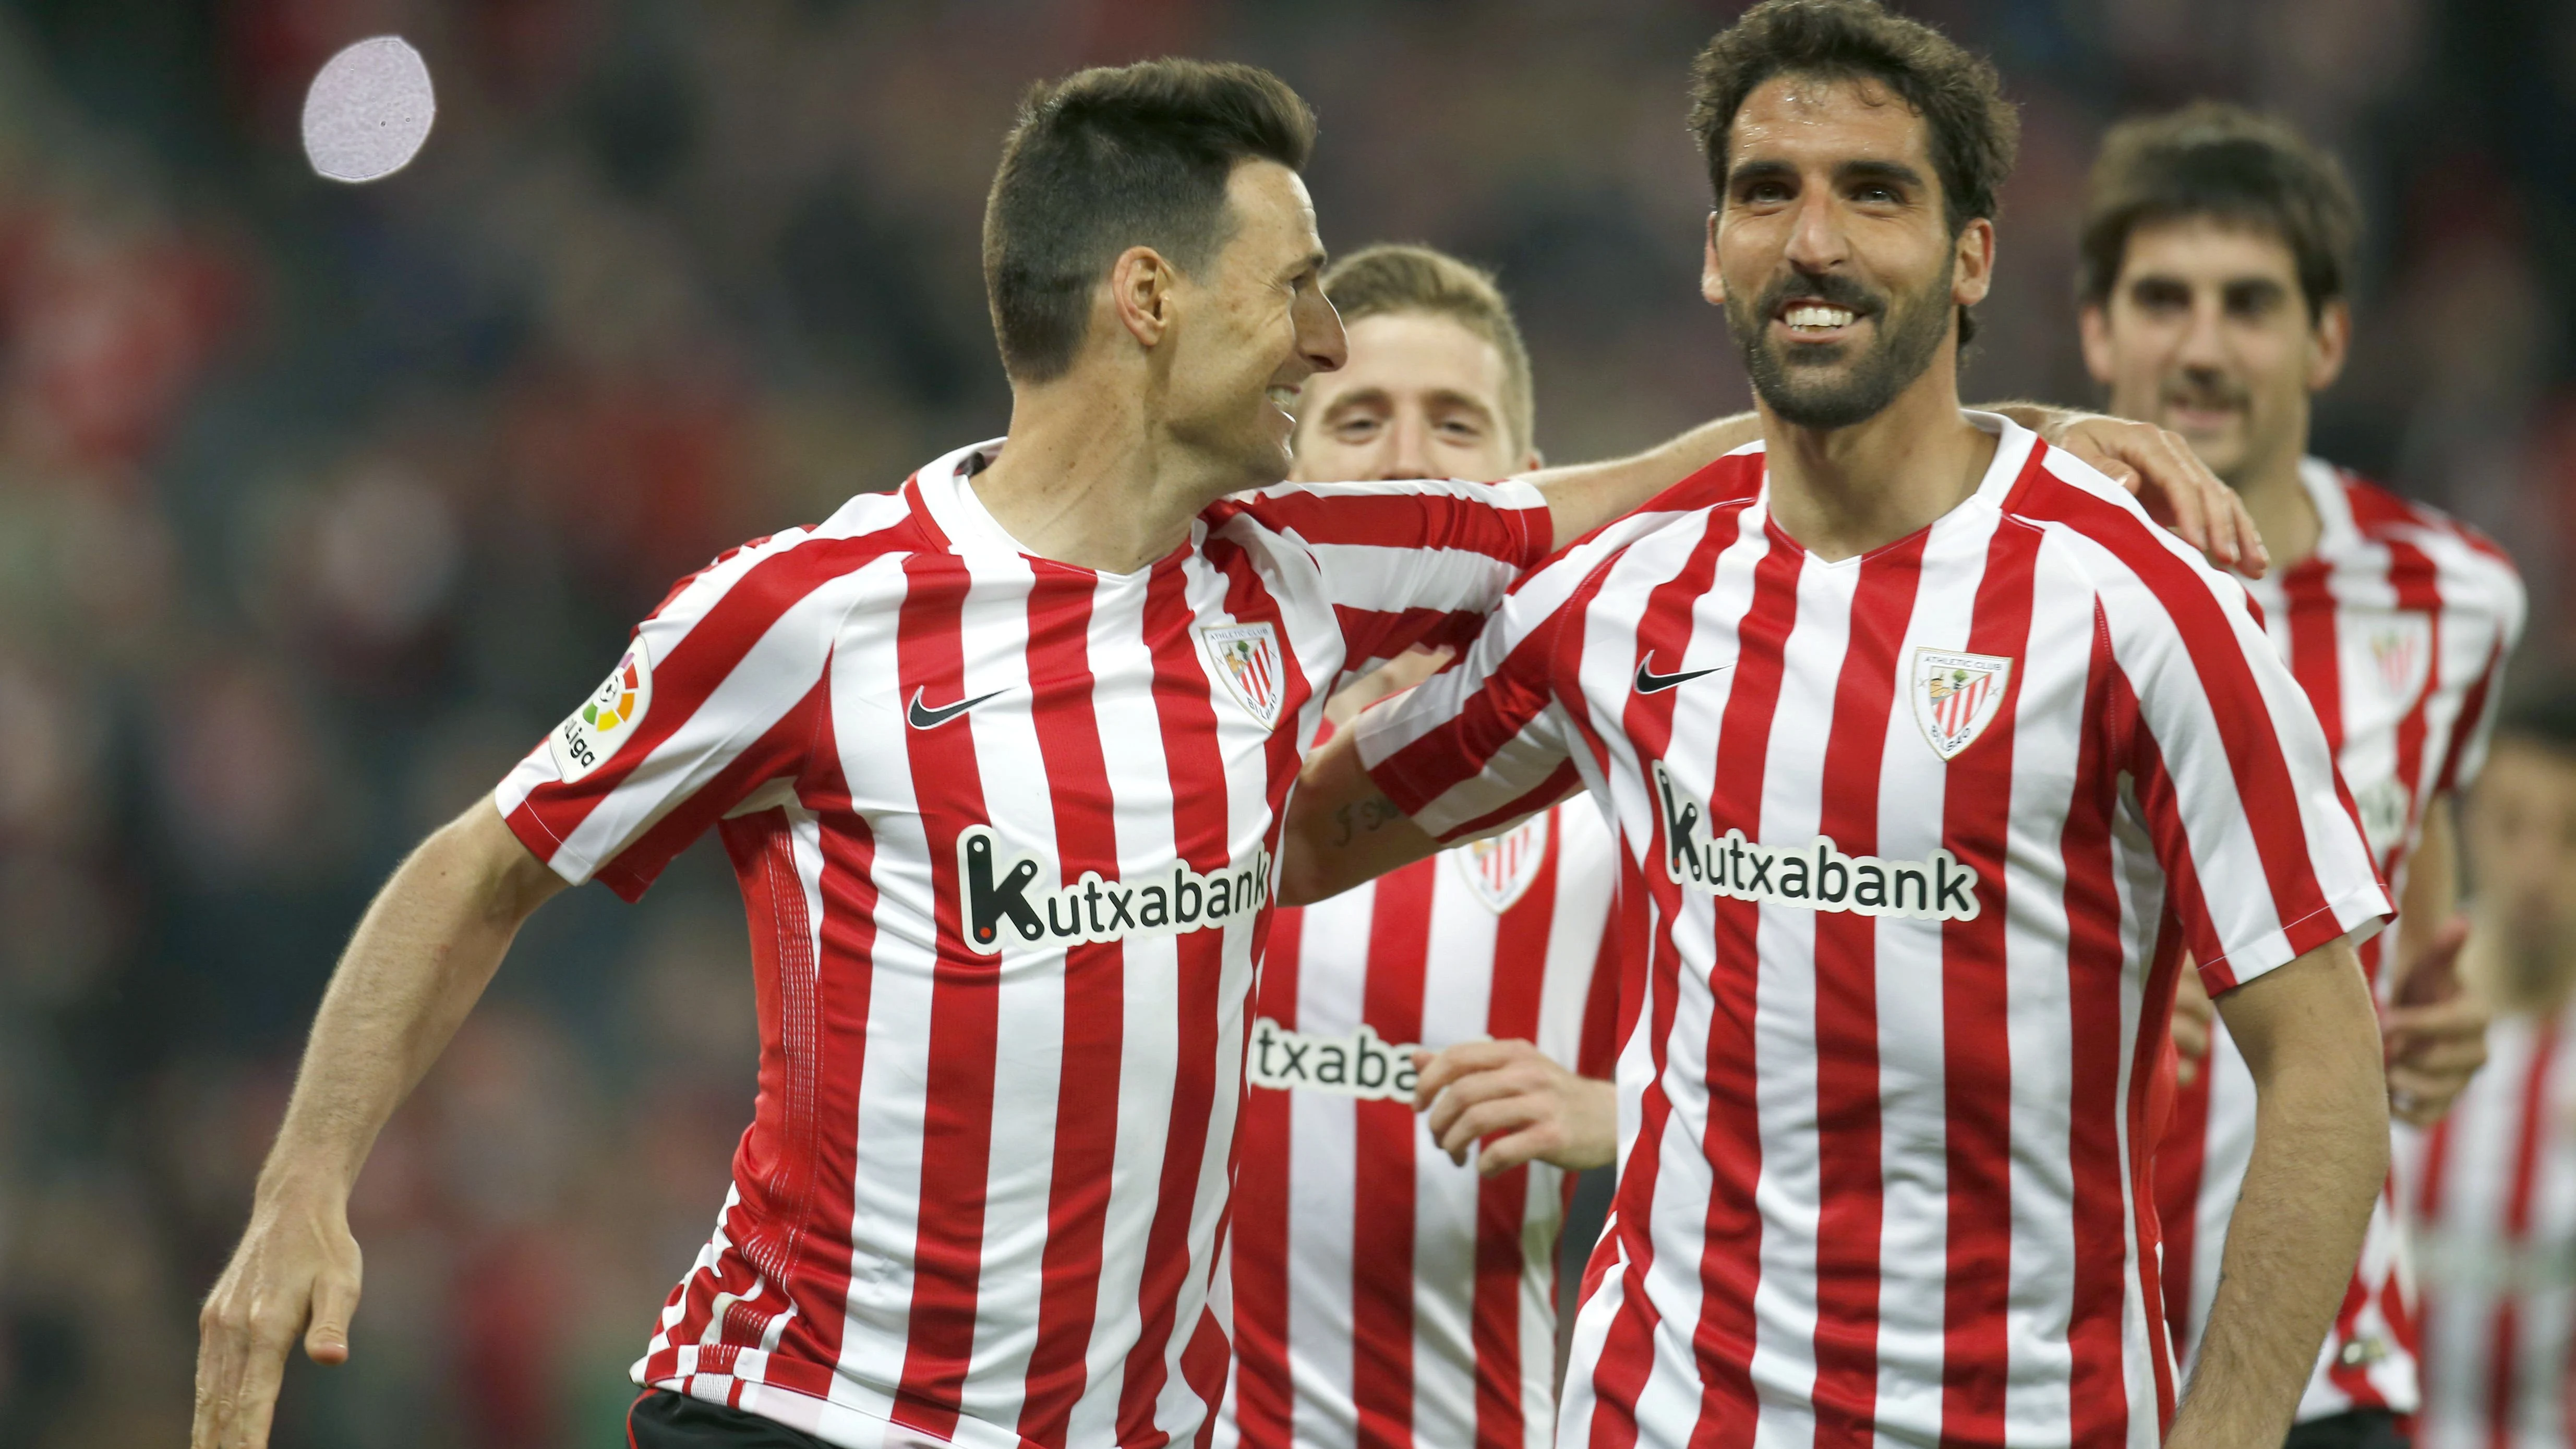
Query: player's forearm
2396 800 2460 971
1278 726 1442 906
2171 945 2388 1448
256 805 560 1200
1525 412 1758 549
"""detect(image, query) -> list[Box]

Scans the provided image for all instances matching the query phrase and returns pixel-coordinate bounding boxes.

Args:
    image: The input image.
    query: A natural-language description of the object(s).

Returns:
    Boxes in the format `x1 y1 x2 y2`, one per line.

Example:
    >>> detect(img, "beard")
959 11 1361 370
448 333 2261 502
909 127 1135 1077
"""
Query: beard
1726 261 1956 430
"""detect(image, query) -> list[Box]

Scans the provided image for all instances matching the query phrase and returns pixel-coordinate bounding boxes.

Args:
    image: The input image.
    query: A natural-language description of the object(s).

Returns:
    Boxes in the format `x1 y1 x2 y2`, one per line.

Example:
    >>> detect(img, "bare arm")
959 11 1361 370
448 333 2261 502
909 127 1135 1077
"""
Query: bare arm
194 802 567 1449
1522 412 1758 548
1276 721 1446 907
2168 937 2388 1449
2382 798 2488 1125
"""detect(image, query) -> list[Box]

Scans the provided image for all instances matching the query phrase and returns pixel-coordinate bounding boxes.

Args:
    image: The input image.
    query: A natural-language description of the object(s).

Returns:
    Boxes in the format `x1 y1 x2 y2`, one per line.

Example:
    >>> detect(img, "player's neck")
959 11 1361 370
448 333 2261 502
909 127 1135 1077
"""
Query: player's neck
2225 440 2321 572
1756 361 1996 563
971 379 1245 575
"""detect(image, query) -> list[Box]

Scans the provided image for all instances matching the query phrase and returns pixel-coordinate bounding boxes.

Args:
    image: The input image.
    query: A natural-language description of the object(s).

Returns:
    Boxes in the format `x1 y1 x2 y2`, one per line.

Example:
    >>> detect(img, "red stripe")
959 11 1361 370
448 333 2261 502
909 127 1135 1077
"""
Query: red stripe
1231 899 1304 1449
1935 516 2039 1445
1118 555 1241 1444
1231 485 1549 561
889 557 1003 1440
2488 1021 2563 1446
1682 523 1804 1449
2434 637 2505 797
2153 1045 2212 1351
1352 865 1435 1449
2071 618 2174 1431
1016 571 1128 1443
1809 532 1928 1443
2280 558 2344 759
1472 827 1564 1449
1583 504 1748 1449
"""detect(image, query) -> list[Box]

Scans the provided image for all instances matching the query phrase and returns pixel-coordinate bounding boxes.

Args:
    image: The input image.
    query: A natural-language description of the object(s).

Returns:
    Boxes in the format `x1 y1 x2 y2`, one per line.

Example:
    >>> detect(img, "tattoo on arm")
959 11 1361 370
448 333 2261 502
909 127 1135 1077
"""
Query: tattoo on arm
1329 794 1407 848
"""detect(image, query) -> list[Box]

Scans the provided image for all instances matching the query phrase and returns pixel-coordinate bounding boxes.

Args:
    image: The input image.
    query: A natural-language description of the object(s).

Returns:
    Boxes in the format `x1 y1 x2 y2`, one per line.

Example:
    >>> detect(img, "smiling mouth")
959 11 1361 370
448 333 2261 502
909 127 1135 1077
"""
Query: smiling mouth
1266 383 1302 410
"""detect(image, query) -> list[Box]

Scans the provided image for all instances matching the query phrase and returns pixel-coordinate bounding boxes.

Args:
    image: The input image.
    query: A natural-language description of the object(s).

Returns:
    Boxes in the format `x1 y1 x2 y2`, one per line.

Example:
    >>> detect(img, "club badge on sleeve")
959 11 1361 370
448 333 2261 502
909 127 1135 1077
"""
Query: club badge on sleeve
1199 621 1285 729
1912 648 2011 761
549 642 653 783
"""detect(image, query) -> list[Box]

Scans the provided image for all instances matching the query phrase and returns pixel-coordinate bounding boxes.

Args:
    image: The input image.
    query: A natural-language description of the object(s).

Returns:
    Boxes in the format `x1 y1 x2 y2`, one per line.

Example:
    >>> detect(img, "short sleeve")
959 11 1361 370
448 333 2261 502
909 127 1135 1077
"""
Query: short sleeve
493 527 860 900
1354 541 1610 844
1233 478 1552 673
2434 549 2527 796
2080 513 2391 994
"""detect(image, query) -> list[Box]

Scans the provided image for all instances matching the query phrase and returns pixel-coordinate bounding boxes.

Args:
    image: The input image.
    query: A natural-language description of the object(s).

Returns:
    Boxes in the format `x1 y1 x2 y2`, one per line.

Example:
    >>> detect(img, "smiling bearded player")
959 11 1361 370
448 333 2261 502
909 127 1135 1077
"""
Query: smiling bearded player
2084 105 2529 1449
1277 5 2396 1448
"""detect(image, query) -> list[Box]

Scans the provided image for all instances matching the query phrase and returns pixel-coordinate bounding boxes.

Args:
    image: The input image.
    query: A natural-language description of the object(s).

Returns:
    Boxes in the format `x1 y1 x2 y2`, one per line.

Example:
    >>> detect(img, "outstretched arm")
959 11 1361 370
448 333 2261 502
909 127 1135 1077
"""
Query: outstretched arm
194 803 566 1449
1523 405 2265 575
2168 937 2388 1449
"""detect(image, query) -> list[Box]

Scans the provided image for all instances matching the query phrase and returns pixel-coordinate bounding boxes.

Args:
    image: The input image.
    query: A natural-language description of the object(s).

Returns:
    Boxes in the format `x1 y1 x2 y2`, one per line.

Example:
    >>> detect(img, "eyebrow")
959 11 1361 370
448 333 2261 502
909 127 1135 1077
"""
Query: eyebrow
1322 387 1500 422
1727 157 1928 191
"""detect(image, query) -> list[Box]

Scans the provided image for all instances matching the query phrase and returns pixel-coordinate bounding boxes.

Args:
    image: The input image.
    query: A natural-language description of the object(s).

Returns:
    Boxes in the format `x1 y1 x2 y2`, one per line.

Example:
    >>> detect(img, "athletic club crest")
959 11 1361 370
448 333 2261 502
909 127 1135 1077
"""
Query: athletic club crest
1911 648 2012 761
2365 617 2433 705
1199 621 1285 729
1453 811 1550 913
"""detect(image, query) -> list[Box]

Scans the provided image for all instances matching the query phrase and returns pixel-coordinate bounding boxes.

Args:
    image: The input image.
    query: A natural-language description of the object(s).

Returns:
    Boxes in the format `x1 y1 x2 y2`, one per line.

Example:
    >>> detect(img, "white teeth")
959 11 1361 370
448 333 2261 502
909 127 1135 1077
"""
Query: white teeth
1267 385 1300 408
1784 304 1856 330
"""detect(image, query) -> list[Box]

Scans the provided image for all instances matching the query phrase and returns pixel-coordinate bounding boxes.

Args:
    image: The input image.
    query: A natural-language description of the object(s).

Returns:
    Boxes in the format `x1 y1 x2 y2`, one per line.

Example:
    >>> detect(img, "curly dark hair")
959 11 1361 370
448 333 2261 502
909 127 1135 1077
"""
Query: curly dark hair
1687 0 2019 345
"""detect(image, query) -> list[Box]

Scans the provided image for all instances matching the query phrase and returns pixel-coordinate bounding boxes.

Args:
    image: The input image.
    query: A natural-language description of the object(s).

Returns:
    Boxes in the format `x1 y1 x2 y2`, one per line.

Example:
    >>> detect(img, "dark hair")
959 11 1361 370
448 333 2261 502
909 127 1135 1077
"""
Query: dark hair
1687 0 2018 346
2498 680 2576 757
981 59 1317 384
2078 102 2360 320
1319 244 1536 455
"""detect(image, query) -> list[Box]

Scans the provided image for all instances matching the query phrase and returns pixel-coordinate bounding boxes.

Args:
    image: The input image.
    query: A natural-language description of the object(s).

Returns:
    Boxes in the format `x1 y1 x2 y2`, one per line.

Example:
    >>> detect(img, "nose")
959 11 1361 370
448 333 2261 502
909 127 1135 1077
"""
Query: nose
1374 412 1437 480
1296 286 1347 376
1782 187 1851 275
2177 292 2231 370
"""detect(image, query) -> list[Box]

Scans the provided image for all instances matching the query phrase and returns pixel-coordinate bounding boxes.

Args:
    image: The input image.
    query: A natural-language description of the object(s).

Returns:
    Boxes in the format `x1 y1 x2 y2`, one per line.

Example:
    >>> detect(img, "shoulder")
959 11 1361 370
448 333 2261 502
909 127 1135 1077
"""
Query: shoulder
645 486 928 625
2328 464 2525 612
1999 441 2261 627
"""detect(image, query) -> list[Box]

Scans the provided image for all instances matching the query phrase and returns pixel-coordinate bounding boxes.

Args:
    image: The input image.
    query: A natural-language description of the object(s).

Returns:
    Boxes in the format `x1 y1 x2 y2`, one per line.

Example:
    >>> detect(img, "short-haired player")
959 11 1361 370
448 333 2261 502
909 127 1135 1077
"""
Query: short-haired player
2079 102 2526 1449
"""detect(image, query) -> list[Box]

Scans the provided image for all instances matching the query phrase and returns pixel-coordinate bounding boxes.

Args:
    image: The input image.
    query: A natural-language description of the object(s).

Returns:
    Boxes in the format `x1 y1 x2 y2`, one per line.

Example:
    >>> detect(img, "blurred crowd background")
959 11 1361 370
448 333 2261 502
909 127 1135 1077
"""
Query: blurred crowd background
0 1 2565 1444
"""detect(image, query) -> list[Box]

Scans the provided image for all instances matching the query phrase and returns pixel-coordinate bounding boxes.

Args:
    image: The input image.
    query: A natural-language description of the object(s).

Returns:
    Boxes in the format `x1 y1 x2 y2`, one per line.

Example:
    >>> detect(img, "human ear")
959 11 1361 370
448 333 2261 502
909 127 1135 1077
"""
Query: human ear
1110 246 1176 348
1951 216 1995 309
1701 213 1726 307
2078 303 2116 388
2306 297 2351 394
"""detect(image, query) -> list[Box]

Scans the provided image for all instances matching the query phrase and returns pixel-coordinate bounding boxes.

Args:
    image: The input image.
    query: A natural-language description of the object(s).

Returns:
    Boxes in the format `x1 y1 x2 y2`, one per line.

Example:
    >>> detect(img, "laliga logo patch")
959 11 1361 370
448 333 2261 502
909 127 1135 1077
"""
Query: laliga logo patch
549 643 652 783
1453 812 1549 913
1912 647 2012 761
1199 621 1285 729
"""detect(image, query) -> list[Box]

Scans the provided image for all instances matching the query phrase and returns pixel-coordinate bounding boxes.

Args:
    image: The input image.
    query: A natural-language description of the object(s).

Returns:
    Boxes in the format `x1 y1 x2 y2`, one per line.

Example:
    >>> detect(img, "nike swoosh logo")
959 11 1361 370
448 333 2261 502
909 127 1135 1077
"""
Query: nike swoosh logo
1634 655 1729 695
907 686 1004 729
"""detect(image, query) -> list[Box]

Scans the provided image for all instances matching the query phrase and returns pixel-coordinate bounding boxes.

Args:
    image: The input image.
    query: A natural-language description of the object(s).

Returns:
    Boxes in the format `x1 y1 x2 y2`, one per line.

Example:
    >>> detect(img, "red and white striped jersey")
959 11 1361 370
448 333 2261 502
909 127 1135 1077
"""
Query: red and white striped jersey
1219 799 1622 1449
2157 460 2523 1421
493 440 1553 1449
1354 416 2391 1449
2405 991 2576 1449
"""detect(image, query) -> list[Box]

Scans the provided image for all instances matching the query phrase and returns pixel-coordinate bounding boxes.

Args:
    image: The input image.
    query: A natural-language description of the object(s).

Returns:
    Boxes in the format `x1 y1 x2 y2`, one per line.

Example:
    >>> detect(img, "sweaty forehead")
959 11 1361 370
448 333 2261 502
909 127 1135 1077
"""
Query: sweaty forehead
1727 72 1932 172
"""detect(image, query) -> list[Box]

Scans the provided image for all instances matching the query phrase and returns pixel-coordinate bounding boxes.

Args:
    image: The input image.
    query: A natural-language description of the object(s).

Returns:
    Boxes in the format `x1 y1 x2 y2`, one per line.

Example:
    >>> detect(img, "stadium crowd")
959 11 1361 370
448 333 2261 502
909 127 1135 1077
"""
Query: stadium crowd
0 1 2567 1446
